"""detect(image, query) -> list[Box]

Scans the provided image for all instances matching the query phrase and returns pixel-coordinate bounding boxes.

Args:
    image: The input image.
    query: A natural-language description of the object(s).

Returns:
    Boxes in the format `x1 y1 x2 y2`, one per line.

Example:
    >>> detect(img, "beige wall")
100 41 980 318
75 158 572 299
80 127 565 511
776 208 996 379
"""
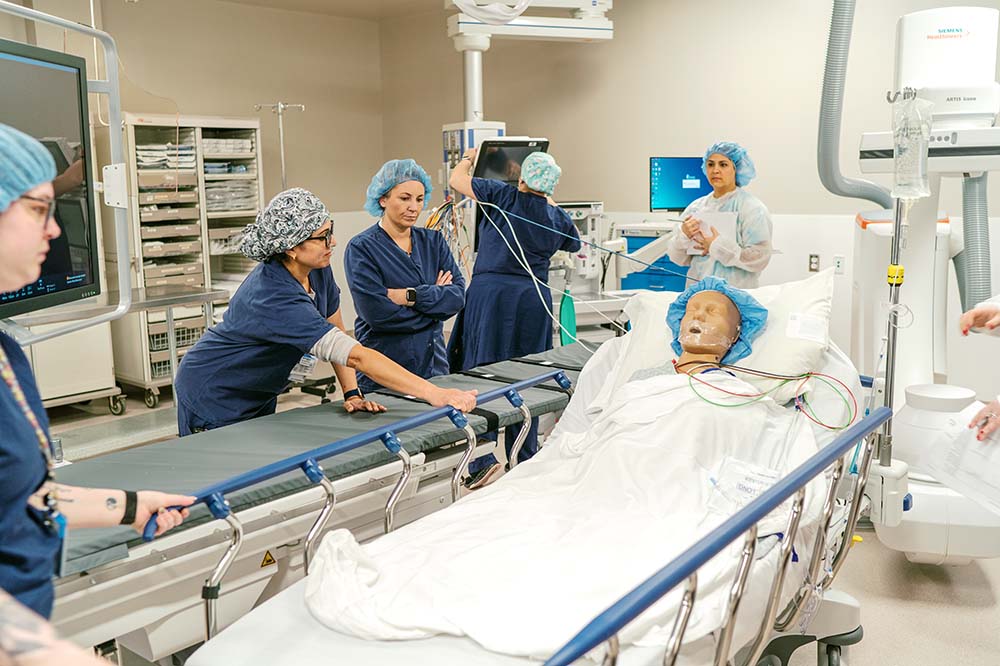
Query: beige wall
98 0 383 210
379 0 1000 216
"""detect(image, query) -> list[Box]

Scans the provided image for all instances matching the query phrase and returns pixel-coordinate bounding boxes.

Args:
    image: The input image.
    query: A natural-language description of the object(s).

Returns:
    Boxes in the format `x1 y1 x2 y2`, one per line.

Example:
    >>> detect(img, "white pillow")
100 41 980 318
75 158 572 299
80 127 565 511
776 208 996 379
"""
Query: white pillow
739 269 834 403
589 270 835 409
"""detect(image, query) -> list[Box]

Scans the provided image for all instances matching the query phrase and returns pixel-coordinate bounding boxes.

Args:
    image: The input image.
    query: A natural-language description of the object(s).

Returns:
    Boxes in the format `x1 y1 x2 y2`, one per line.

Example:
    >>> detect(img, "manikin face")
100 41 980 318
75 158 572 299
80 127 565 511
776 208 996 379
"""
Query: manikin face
678 290 740 358
380 180 425 228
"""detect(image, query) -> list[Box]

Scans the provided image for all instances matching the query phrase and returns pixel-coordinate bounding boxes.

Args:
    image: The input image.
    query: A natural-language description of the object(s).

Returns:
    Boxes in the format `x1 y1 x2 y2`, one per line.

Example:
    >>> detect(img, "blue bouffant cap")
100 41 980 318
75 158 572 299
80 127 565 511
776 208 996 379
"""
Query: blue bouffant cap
0 123 56 213
364 159 432 218
702 141 756 187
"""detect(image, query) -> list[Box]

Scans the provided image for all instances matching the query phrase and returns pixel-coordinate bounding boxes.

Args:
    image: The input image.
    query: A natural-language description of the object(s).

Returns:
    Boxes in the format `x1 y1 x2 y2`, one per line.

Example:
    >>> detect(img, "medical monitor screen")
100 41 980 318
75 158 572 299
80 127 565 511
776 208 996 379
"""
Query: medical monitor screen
0 38 100 319
474 140 548 185
649 157 714 212
471 138 549 250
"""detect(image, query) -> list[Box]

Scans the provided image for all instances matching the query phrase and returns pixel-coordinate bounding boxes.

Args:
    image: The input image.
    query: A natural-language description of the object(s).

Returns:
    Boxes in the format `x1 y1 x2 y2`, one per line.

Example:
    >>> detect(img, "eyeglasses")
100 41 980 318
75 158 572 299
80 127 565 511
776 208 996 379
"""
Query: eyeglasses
18 195 57 224
304 227 334 248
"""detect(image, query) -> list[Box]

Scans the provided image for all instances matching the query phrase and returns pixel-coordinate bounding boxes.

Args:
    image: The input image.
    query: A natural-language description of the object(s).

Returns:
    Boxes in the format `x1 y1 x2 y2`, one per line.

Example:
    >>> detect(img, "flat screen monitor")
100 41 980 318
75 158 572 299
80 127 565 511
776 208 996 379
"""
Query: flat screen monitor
649 156 713 212
471 137 549 250
0 38 100 319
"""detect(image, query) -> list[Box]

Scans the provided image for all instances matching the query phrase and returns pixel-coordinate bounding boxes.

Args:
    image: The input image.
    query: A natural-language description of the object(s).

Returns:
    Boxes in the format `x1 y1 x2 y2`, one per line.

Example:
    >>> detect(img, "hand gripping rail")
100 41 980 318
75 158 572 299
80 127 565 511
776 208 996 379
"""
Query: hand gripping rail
141 370 572 641
544 406 892 666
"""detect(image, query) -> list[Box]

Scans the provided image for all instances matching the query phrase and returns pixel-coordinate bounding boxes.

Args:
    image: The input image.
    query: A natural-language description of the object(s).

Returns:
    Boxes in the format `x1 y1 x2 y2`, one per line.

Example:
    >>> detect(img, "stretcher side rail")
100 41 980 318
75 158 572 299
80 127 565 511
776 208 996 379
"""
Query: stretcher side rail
140 370 573 641
543 406 892 666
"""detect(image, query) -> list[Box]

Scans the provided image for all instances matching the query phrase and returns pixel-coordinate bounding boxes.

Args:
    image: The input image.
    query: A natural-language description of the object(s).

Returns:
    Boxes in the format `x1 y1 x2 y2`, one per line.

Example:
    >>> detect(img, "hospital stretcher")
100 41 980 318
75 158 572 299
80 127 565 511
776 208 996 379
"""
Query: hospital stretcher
50 345 588 662
180 343 888 666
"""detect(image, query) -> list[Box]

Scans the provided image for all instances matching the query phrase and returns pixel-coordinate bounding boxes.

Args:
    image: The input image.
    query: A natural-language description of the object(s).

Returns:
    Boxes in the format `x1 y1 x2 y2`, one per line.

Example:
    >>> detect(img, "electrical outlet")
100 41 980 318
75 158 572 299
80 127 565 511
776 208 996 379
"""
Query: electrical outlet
834 255 846 275
808 254 820 272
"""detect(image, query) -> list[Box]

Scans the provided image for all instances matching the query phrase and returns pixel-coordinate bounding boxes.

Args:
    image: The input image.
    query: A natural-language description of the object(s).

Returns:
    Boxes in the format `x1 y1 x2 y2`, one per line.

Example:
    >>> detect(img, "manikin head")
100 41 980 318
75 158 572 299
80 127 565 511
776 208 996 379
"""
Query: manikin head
667 276 769 367
677 290 741 360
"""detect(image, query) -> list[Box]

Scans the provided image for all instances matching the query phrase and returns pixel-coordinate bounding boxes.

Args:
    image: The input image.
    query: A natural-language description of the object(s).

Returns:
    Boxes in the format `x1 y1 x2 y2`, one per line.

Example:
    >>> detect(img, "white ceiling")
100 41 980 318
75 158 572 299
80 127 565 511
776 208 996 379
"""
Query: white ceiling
220 0 443 21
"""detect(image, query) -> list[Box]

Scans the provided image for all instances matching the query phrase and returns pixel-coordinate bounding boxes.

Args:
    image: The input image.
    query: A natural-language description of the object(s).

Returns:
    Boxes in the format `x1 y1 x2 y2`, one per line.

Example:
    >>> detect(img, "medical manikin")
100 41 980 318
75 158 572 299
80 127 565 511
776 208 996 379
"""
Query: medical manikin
673 290 742 376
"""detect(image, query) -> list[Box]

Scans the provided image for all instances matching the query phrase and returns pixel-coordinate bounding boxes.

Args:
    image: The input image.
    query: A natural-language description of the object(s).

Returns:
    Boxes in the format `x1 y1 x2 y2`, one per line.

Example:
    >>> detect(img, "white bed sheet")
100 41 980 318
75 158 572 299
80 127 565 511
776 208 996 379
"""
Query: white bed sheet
188 578 729 666
189 341 864 666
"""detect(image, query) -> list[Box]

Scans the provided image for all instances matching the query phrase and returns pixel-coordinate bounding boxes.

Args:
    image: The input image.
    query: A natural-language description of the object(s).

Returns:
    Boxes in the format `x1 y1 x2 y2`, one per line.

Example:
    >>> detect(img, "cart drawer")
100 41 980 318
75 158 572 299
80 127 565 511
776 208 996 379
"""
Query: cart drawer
142 239 202 258
139 223 200 240
139 206 200 223
137 170 198 189
147 315 207 336
143 262 203 279
149 347 191 364
143 273 204 288
139 190 199 205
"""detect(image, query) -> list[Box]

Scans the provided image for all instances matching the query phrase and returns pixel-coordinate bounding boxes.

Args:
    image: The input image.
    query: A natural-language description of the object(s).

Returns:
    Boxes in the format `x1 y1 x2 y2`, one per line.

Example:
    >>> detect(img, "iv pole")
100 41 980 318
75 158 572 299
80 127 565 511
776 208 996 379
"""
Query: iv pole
253 101 305 189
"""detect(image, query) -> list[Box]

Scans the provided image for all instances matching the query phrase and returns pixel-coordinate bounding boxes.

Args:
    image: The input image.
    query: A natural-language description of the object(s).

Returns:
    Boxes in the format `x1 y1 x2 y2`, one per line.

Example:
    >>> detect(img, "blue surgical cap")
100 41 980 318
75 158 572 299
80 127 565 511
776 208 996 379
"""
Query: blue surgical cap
520 152 561 195
241 188 330 261
0 123 56 214
702 141 756 188
667 276 768 365
364 159 432 218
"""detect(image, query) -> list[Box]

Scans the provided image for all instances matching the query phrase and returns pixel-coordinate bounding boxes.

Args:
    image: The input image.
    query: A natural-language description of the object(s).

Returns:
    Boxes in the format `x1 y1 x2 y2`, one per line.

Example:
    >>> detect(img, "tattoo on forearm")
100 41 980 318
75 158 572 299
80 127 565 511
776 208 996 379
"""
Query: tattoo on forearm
0 594 54 658
105 496 118 511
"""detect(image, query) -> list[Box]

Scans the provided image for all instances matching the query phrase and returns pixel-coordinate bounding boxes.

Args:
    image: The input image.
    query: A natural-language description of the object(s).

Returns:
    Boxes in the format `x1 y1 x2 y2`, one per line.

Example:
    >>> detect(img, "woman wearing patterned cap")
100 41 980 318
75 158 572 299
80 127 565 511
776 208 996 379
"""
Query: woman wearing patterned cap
0 123 193 622
666 141 773 288
447 149 581 488
173 187 477 436
344 159 465 394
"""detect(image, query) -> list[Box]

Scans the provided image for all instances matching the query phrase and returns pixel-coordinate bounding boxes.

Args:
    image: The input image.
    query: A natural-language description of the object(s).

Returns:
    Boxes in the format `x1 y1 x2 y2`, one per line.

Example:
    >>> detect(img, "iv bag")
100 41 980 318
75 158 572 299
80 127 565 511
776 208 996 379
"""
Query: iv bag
891 96 934 200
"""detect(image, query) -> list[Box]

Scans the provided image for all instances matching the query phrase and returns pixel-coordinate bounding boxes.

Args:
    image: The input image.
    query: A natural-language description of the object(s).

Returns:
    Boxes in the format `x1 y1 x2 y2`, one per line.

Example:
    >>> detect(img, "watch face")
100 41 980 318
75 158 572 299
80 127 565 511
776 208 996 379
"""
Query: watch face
406 288 417 303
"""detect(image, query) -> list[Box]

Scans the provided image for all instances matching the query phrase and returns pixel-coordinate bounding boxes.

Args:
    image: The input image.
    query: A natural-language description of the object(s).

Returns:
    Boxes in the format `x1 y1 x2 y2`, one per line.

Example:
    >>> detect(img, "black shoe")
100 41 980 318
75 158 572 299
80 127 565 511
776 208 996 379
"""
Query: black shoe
464 462 502 490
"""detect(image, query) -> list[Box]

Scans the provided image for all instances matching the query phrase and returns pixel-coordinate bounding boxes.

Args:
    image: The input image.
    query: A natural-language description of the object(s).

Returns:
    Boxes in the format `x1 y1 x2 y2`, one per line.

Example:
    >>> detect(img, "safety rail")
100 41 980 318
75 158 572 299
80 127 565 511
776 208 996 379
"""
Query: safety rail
140 369 572 640
544 406 892 666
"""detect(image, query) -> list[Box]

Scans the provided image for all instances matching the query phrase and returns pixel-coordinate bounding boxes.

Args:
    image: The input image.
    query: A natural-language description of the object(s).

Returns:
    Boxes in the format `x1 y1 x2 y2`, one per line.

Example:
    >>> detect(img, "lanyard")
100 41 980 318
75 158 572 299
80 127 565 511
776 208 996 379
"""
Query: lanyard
0 343 61 534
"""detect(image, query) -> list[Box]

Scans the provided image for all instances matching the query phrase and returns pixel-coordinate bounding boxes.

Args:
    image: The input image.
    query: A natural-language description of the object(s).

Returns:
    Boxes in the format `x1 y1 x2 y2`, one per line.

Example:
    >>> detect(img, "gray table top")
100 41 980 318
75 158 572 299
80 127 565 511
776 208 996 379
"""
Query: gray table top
13 286 228 327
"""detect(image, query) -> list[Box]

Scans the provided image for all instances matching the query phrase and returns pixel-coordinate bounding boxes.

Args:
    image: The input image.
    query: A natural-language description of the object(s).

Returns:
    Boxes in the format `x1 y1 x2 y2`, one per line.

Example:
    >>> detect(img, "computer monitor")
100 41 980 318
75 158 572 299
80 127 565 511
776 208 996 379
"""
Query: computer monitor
649 156 714 212
471 137 549 250
0 38 100 319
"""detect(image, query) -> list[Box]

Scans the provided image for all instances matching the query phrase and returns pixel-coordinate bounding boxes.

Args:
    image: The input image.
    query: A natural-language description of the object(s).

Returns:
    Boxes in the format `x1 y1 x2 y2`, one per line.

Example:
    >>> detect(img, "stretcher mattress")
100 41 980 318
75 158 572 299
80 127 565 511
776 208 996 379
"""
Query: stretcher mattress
54 346 598 576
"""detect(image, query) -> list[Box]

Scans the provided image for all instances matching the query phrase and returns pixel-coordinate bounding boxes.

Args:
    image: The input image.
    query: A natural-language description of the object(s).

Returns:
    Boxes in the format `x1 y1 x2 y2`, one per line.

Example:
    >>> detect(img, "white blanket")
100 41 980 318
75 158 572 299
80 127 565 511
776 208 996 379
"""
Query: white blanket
305 372 828 660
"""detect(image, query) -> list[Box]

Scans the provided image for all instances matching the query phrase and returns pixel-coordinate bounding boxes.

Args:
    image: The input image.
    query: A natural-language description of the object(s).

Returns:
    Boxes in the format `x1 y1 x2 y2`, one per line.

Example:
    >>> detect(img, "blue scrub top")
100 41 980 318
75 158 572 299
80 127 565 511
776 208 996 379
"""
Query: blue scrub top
446 179 582 372
470 177 581 281
175 259 341 428
344 223 465 392
0 333 61 618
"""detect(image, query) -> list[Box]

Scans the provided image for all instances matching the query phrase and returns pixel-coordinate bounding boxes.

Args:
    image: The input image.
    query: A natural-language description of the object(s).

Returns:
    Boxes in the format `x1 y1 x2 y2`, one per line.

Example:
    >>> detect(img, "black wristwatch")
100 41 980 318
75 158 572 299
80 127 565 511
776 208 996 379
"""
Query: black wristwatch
344 388 364 401
405 288 417 305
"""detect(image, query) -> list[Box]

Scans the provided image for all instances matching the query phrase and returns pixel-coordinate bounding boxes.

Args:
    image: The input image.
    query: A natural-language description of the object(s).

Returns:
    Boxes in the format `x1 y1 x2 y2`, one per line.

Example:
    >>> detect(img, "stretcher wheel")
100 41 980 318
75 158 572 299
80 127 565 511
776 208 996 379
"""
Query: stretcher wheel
144 389 159 409
826 644 841 666
109 395 127 416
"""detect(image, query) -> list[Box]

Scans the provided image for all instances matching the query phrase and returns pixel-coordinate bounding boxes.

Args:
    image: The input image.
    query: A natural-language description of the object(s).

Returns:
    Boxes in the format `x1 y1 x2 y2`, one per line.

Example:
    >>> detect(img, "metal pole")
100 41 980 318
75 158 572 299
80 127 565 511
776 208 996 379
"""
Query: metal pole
253 102 304 190
879 198 905 465
463 49 484 122
276 102 288 189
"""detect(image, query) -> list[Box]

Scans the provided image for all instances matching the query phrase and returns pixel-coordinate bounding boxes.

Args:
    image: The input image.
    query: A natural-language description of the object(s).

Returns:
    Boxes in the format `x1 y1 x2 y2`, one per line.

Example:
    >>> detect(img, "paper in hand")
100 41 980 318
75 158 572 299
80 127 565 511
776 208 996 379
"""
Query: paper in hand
924 402 1000 517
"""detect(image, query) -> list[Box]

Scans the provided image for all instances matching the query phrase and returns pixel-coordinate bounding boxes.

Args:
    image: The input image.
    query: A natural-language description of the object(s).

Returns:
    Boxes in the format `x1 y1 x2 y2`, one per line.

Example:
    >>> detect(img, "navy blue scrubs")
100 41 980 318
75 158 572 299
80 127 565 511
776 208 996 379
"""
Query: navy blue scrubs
174 259 345 435
448 178 581 371
344 224 465 393
447 178 581 473
0 333 61 618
